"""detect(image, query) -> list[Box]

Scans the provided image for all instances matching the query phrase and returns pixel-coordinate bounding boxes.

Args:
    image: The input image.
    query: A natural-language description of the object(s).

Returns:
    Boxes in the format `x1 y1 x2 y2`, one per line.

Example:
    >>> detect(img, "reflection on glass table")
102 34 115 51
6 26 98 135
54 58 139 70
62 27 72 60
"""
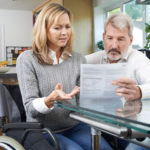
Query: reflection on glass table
116 99 142 119
55 98 150 149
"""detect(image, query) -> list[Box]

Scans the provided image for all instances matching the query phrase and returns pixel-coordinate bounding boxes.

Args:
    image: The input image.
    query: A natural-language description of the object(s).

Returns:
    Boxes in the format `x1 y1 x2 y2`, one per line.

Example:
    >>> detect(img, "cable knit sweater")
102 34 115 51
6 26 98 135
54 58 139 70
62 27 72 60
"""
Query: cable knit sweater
16 50 86 132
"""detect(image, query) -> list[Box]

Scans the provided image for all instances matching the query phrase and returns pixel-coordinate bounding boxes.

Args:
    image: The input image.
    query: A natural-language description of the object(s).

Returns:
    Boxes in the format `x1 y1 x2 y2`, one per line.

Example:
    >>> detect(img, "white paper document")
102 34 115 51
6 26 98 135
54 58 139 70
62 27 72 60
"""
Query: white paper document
80 63 129 100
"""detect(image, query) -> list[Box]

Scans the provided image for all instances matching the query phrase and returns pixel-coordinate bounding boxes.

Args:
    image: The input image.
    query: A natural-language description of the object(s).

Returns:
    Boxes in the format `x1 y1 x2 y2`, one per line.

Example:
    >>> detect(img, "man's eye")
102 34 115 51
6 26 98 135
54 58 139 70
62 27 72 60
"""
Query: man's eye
107 37 112 40
119 38 124 41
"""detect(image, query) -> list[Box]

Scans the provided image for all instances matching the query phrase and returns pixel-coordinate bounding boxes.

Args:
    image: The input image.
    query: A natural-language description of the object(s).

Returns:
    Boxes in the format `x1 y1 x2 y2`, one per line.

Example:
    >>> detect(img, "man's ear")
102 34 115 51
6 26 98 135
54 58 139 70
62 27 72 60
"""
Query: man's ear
129 35 133 45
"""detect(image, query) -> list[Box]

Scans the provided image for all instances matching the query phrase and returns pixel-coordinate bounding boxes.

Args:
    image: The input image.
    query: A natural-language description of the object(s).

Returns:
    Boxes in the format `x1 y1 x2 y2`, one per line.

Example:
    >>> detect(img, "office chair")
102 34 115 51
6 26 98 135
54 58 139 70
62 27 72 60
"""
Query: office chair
0 83 60 150
138 49 150 59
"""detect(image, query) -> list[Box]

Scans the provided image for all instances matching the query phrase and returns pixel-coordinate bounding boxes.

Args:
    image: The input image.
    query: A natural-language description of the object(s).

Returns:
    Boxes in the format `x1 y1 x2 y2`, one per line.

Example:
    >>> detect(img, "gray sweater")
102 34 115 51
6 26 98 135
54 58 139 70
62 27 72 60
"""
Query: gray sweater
16 50 86 131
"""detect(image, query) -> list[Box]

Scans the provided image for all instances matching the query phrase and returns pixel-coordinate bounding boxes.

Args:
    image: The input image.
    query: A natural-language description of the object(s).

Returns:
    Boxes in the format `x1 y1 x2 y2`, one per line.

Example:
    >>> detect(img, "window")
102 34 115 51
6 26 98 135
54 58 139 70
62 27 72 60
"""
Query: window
123 0 144 49
146 5 150 23
108 8 121 16
124 0 143 21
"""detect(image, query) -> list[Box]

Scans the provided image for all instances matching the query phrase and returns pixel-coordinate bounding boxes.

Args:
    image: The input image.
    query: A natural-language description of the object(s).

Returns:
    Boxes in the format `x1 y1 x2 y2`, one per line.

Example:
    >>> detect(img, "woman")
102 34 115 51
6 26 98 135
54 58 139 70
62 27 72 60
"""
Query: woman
16 3 89 150
16 3 112 150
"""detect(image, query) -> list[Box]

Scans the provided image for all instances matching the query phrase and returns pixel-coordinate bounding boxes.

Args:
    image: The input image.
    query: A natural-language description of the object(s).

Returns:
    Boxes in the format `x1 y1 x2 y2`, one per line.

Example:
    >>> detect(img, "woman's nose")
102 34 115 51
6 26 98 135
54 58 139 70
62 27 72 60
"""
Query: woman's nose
61 28 67 35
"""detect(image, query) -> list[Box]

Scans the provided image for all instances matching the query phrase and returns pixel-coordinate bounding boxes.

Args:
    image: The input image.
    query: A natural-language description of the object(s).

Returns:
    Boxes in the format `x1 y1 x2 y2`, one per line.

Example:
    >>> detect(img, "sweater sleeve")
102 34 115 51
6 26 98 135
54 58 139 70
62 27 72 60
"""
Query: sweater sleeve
16 51 48 118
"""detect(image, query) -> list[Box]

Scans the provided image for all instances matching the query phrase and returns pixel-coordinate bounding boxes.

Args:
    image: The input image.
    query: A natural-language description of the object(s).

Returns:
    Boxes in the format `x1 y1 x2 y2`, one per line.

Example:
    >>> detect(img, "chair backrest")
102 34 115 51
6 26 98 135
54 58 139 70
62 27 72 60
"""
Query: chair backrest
4 84 26 122
0 83 21 123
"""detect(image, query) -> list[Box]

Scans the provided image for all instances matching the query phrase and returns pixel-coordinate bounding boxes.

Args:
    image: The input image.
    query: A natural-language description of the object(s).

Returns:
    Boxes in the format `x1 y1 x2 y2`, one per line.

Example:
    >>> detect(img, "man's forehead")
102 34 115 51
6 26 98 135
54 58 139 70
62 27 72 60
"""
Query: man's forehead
105 34 126 39
105 24 130 36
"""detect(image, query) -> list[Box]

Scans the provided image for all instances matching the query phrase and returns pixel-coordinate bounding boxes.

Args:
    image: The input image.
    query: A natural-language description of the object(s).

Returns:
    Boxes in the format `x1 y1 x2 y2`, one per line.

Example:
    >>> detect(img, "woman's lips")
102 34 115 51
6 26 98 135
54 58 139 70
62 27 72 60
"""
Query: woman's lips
59 38 67 42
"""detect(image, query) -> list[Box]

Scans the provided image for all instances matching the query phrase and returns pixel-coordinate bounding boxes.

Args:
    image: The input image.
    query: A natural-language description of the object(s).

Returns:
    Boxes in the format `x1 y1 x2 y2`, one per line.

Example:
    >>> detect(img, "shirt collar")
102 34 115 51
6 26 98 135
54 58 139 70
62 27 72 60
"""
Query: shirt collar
49 49 72 65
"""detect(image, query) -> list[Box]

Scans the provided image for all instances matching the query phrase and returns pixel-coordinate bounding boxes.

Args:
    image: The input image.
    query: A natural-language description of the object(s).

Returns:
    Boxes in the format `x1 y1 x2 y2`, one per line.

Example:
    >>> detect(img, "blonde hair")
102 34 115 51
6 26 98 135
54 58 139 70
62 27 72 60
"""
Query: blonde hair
104 12 133 36
32 3 73 65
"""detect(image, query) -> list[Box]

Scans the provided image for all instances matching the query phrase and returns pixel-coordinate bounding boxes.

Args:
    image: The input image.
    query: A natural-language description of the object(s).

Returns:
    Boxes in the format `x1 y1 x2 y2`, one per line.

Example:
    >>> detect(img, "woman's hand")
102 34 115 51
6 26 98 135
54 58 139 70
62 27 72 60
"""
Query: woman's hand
44 83 80 108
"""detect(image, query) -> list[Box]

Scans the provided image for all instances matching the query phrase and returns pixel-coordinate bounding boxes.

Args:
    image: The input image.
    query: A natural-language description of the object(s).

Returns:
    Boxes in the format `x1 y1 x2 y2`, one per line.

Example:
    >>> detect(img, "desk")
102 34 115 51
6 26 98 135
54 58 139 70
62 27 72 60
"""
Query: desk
56 98 150 150
0 67 17 85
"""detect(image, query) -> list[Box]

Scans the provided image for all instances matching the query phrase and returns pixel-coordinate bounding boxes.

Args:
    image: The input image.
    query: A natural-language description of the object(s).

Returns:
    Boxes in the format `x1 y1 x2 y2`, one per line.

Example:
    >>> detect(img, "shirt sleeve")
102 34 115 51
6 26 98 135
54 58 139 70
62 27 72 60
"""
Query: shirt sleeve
135 55 150 99
85 51 102 64
32 97 54 114
139 84 150 99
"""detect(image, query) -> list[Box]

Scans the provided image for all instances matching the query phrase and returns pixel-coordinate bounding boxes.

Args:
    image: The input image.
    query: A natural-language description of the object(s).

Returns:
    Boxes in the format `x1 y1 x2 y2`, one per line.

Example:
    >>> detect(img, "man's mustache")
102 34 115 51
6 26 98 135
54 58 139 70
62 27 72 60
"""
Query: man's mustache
108 49 121 54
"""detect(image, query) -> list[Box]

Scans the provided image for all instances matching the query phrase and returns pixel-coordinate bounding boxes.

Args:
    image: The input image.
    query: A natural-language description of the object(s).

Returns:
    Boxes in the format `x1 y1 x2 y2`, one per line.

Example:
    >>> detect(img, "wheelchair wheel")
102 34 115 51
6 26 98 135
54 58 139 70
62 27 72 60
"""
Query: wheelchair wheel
0 142 13 150
0 136 25 150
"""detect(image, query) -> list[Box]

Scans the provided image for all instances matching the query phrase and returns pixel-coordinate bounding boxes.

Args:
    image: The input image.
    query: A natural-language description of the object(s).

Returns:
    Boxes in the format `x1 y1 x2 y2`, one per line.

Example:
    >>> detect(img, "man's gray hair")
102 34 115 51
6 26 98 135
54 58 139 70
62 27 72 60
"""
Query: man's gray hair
104 12 134 36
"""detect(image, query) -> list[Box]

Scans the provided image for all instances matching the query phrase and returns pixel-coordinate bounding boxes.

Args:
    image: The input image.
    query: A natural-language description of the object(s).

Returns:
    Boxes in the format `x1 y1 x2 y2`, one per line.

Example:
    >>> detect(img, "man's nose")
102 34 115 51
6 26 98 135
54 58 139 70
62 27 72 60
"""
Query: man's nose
112 40 118 49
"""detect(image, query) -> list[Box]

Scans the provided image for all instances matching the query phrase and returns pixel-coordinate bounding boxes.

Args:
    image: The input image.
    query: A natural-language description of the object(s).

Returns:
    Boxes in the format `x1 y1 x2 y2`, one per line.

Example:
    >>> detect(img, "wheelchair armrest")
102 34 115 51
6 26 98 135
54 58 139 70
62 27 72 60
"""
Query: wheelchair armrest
3 122 43 132
21 128 60 150
3 123 60 150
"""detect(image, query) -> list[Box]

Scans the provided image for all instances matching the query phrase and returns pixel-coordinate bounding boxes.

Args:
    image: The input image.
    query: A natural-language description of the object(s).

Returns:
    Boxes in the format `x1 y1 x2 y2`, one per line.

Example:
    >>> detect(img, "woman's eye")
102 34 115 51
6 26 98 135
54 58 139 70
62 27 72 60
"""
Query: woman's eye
66 26 71 29
54 27 60 30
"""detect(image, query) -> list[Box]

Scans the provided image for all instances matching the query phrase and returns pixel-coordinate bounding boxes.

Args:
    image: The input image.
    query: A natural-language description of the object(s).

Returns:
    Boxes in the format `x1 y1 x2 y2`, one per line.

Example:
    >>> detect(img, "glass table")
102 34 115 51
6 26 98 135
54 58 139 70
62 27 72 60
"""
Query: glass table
56 97 150 150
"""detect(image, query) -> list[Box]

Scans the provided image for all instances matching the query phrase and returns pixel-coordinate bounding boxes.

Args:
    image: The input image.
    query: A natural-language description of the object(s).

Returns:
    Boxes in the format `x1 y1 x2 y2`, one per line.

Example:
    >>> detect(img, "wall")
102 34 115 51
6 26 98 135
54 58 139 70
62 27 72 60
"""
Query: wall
0 24 5 61
0 0 93 60
0 9 32 61
0 9 32 46
64 0 93 55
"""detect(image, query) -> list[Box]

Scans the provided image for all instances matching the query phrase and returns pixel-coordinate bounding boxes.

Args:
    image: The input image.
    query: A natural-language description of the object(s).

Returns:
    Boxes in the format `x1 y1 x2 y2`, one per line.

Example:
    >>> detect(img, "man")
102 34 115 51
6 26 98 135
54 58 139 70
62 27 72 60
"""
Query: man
86 13 150 150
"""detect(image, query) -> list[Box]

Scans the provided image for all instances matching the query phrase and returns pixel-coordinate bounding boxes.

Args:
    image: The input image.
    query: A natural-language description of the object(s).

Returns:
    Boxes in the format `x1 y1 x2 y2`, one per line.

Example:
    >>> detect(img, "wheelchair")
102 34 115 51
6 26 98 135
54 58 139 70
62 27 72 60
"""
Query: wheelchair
0 136 25 150
0 83 60 150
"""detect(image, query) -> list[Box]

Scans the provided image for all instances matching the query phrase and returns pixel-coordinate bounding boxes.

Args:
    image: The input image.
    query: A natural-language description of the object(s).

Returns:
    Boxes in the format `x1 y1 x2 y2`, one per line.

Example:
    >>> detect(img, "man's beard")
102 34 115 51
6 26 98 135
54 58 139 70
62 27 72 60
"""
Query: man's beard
107 49 122 61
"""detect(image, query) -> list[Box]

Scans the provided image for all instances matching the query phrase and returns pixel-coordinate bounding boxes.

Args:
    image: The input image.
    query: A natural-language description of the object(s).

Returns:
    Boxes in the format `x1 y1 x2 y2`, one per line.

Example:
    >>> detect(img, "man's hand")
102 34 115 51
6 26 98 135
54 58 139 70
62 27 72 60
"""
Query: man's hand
112 78 142 100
